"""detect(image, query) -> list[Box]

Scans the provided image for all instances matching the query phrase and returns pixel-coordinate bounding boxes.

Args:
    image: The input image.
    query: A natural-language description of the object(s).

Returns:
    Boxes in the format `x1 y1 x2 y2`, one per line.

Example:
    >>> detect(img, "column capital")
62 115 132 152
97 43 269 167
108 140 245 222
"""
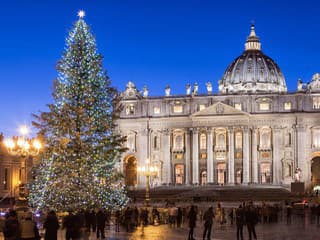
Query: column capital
140 128 152 136
161 128 170 136
272 125 282 132
251 125 258 131
242 126 249 132
190 127 199 134
227 126 235 133
206 127 213 133
294 124 306 131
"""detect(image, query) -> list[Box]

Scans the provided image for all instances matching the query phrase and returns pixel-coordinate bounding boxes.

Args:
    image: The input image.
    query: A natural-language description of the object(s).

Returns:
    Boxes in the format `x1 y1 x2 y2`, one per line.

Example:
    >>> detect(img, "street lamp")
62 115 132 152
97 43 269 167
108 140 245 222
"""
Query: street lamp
137 159 158 206
3 125 42 199
4 125 42 157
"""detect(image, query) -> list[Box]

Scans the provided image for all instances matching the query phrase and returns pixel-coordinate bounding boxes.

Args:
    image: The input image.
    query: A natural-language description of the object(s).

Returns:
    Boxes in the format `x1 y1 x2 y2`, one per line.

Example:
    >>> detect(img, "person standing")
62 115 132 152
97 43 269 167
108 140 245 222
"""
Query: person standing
245 203 258 240
96 208 106 239
20 212 40 240
187 205 197 240
43 210 59 240
63 210 81 240
177 207 182 228
3 209 21 240
235 205 245 240
115 209 121 232
202 206 215 240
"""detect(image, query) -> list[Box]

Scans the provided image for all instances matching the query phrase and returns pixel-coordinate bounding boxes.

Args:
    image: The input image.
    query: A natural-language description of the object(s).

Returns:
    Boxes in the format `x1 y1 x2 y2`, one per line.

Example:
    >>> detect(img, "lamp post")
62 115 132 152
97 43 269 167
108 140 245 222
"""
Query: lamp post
3 125 42 199
137 159 158 206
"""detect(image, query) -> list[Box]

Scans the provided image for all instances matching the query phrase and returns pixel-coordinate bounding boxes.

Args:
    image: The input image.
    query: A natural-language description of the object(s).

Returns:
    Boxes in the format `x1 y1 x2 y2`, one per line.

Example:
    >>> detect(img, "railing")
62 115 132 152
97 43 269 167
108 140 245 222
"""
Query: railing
0 192 11 203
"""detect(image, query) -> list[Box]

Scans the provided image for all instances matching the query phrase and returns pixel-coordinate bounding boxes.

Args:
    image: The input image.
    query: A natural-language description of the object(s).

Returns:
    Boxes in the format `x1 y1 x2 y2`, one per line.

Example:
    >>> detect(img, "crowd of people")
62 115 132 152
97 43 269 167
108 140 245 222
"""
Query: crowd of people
2 199 320 240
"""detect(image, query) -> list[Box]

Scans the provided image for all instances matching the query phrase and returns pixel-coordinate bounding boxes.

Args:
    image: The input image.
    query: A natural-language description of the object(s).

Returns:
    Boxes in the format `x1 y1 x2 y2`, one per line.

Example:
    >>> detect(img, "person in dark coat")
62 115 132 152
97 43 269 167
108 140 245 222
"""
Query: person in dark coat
177 207 182 228
245 203 258 240
187 205 197 240
3 209 20 240
202 206 215 240
96 209 106 239
115 210 121 232
89 210 97 232
63 211 81 240
43 210 60 240
235 205 245 240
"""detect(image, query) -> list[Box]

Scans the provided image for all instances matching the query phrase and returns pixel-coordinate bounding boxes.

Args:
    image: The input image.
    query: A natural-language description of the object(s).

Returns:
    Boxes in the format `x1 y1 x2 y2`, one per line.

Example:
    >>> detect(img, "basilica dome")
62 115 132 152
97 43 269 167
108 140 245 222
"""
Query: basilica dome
219 24 287 94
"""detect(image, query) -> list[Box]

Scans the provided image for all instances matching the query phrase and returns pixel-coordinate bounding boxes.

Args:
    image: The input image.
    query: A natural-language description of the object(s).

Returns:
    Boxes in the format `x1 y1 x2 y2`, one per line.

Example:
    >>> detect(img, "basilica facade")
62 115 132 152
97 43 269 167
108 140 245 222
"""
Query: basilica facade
116 25 320 189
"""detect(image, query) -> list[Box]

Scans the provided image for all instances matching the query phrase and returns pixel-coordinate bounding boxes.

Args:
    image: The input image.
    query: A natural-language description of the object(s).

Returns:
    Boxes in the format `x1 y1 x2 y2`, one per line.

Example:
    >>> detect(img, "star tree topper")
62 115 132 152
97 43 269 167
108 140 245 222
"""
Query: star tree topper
78 10 85 19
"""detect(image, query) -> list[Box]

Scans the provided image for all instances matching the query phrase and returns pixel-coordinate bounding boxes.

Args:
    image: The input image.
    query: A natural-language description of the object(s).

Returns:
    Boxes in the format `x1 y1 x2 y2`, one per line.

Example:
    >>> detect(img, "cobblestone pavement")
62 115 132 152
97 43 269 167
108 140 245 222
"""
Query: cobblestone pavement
0 217 318 239
53 220 319 240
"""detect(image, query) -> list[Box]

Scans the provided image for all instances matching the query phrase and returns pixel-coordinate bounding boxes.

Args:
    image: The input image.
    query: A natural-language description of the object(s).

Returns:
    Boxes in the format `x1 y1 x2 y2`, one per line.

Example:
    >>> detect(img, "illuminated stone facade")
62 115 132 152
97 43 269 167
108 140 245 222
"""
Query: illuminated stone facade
117 25 320 189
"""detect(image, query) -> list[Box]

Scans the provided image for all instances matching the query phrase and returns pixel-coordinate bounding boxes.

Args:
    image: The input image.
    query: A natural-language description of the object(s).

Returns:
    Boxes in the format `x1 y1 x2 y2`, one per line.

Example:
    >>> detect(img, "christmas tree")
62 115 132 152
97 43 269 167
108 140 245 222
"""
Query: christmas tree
28 11 129 212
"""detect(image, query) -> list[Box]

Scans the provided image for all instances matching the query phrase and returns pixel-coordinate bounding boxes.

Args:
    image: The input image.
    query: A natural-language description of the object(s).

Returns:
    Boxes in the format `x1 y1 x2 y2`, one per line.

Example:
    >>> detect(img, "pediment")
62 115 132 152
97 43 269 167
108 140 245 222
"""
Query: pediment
192 102 250 117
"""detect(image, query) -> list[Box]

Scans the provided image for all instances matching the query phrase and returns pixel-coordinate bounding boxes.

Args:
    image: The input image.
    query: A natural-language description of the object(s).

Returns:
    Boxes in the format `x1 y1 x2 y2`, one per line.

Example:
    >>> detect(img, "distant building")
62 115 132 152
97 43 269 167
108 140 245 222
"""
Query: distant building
117 24 320 189
0 136 33 205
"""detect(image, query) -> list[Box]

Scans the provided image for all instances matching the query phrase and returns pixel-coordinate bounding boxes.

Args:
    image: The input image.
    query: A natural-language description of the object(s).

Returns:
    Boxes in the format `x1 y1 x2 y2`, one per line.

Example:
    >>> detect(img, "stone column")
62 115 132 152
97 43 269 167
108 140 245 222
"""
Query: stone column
207 128 214 183
243 126 250 184
296 124 307 182
185 129 191 185
192 128 199 184
252 127 258 183
162 128 171 184
139 129 149 186
272 126 281 184
228 127 235 184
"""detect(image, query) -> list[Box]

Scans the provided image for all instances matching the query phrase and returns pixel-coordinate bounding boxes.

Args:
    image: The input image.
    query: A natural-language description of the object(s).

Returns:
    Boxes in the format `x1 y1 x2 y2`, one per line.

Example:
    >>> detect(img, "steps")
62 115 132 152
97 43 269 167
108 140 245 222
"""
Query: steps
128 185 293 204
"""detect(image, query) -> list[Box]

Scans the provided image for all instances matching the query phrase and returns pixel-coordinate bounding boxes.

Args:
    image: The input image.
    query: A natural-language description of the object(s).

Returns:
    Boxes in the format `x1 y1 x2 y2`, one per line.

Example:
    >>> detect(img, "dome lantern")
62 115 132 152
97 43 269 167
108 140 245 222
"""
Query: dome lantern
245 23 261 51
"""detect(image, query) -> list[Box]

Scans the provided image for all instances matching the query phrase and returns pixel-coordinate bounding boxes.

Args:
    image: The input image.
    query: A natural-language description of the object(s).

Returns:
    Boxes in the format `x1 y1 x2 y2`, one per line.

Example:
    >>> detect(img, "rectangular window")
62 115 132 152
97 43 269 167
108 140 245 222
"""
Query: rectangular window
173 105 183 113
313 97 320 109
4 168 9 190
284 102 291 110
234 103 242 111
175 164 184 184
199 104 206 111
153 107 160 114
259 102 270 110
126 104 135 115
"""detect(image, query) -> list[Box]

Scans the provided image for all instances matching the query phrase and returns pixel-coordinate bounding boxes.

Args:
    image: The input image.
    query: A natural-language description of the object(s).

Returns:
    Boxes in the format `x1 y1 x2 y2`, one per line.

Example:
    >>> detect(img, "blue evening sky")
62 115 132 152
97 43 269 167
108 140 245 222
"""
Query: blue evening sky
1 0 320 136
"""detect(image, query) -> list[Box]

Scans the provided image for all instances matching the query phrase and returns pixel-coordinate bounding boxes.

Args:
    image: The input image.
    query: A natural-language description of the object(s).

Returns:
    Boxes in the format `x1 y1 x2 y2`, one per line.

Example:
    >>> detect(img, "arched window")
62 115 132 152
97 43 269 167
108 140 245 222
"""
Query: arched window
174 134 184 151
235 132 242 149
201 171 207 185
200 133 207 150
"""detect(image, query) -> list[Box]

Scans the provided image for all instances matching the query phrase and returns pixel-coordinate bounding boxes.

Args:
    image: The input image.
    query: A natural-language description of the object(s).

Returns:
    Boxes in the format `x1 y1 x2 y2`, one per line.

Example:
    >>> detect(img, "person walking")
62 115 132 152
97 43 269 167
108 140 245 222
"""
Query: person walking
3 209 21 240
235 205 245 240
187 205 197 240
20 212 40 240
96 208 106 239
202 206 215 240
43 210 60 240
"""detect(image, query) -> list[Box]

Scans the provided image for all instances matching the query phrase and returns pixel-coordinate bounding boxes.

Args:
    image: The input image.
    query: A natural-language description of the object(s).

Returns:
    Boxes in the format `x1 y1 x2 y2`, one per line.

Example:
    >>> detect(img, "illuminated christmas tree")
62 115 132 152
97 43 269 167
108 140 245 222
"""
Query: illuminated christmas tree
28 11 128 211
